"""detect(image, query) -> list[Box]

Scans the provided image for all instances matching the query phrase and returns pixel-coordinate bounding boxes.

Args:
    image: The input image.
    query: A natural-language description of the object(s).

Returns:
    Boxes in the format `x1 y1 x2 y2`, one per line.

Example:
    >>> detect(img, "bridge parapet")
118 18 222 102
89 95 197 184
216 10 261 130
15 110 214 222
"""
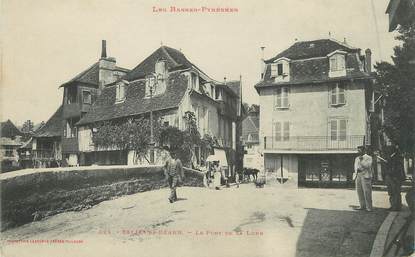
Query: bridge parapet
1 165 203 231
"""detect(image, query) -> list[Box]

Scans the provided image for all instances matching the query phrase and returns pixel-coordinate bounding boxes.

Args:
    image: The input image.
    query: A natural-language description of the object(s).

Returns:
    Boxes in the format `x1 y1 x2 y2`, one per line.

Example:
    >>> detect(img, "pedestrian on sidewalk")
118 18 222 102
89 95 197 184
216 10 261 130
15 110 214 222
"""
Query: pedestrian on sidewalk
164 148 184 203
354 145 374 212
385 144 406 211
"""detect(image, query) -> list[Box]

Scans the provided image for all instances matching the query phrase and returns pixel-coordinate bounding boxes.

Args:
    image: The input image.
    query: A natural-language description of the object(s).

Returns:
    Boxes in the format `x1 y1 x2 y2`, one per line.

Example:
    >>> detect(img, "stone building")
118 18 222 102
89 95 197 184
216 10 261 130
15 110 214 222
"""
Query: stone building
255 39 375 187
73 44 241 171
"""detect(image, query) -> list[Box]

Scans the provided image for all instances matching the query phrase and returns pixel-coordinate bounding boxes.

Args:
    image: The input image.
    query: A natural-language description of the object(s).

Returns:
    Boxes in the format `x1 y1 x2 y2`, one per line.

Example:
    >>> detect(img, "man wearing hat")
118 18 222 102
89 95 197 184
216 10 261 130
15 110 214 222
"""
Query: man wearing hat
354 145 374 211
163 148 184 203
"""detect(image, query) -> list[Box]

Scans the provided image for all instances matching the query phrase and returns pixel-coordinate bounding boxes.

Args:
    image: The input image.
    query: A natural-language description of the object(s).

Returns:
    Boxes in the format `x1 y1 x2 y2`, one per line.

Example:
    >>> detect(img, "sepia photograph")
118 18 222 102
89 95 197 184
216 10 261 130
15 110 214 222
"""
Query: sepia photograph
0 0 414 256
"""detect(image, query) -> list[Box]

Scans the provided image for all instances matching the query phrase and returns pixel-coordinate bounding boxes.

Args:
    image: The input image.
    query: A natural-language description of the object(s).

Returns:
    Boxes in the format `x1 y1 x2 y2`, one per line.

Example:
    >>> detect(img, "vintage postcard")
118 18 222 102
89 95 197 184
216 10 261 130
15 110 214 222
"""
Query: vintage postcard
1 0 414 256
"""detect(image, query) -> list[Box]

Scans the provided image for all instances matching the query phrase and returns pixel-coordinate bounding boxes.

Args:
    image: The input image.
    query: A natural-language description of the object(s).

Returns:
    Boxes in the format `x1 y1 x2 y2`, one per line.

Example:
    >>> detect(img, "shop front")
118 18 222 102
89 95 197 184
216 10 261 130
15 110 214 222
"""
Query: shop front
298 154 355 187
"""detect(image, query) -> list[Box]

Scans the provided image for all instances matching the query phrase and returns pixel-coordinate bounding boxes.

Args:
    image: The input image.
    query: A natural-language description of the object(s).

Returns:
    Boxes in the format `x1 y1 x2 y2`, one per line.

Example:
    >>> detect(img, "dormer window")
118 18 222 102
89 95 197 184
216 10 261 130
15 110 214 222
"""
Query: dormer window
115 82 126 103
189 72 199 91
155 60 166 75
270 58 290 82
328 51 347 77
330 55 345 71
145 72 166 98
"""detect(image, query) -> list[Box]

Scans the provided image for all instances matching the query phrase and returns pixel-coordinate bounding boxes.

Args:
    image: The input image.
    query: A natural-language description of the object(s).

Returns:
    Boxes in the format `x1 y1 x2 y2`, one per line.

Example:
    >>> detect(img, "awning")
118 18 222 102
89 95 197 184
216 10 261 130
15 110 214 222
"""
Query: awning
206 148 228 167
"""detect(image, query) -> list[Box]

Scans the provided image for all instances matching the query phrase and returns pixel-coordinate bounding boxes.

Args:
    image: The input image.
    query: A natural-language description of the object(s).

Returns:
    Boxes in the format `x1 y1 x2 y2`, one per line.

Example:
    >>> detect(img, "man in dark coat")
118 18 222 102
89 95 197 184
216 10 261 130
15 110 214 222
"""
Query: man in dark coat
383 144 406 211
164 149 184 203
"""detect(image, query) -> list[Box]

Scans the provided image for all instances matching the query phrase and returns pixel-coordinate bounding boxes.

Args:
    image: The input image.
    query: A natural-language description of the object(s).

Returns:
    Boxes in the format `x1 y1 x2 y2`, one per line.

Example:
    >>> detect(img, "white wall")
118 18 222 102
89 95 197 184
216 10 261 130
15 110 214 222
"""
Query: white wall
259 81 367 148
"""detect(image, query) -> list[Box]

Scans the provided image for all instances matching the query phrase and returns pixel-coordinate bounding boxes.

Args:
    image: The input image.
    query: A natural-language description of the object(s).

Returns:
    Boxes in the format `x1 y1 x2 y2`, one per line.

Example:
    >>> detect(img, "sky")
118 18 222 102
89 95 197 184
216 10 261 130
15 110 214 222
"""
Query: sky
1 0 399 126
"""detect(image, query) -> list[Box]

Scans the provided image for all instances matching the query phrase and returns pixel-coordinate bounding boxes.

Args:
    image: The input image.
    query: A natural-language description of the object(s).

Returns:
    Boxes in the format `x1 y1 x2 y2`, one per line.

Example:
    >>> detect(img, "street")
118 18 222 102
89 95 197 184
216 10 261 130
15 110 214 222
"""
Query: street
1 184 390 257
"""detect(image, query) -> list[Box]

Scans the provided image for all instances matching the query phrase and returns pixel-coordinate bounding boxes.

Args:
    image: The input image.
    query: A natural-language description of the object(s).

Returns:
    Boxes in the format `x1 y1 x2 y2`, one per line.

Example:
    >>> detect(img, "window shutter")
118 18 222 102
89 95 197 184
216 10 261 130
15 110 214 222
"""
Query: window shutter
330 57 337 71
276 88 282 108
283 61 289 76
339 55 345 70
275 122 282 141
271 64 277 77
339 120 347 141
331 85 337 105
283 121 290 141
338 85 345 104
330 120 337 141
120 85 125 100
283 88 288 108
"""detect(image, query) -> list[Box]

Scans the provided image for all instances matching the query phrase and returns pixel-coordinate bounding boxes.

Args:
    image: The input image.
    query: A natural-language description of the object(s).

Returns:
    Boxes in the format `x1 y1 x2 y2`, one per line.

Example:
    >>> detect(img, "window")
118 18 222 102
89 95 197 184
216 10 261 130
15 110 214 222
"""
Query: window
330 119 347 141
271 60 290 81
330 83 346 106
275 87 290 109
145 76 156 98
83 91 92 104
115 84 125 102
274 121 290 141
270 63 284 77
66 87 77 104
5 148 13 157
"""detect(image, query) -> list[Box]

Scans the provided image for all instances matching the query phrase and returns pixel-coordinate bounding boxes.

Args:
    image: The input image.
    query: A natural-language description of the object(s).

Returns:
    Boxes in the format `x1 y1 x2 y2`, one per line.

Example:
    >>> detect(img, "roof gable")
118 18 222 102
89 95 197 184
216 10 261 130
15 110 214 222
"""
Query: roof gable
242 115 259 140
61 62 100 87
33 105 63 138
0 120 23 138
124 46 196 81
60 62 129 88
266 39 359 62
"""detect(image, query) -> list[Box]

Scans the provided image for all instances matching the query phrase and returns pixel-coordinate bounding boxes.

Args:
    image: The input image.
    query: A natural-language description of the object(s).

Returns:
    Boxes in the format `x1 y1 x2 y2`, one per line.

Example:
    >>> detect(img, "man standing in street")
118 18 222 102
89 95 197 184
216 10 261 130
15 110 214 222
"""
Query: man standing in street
354 146 374 212
164 149 184 203
385 144 406 211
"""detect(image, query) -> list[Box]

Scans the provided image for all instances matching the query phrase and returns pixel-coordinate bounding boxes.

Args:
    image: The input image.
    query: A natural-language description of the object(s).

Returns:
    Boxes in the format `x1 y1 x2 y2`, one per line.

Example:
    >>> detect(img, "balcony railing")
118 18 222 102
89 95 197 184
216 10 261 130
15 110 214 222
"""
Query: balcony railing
263 135 365 151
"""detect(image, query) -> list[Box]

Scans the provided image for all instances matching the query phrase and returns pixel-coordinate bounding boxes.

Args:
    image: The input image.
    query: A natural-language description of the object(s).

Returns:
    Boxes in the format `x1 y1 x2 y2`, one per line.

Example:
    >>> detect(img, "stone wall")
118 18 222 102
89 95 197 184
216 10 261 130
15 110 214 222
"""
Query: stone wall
0 165 203 231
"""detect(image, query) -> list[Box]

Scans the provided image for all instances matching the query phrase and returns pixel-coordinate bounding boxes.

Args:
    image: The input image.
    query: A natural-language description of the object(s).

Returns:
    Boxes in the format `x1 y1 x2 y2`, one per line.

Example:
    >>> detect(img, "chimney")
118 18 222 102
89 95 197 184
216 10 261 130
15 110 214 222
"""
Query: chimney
365 48 372 73
260 46 265 79
101 40 107 58
98 40 116 91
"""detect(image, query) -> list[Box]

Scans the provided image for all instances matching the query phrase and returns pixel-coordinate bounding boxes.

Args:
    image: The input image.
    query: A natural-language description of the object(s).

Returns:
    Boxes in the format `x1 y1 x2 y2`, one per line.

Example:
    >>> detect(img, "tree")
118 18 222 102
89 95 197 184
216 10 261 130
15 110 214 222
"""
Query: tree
92 117 162 163
21 120 34 134
21 120 35 141
159 111 216 167
375 17 415 153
